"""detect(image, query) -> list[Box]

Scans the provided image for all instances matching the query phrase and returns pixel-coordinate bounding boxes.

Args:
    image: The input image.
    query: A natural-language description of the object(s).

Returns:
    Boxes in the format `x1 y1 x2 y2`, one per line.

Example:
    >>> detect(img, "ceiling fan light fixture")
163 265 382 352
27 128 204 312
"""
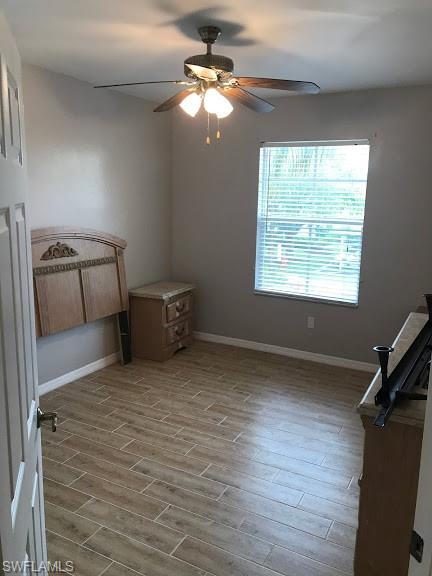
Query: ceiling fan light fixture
180 92 202 117
203 88 233 118
97 25 320 140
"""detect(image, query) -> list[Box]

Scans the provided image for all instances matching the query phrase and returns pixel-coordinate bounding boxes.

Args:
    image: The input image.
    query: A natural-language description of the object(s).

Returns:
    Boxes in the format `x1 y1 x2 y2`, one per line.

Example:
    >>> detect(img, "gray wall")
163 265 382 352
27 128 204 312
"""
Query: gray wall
23 64 171 384
171 86 432 363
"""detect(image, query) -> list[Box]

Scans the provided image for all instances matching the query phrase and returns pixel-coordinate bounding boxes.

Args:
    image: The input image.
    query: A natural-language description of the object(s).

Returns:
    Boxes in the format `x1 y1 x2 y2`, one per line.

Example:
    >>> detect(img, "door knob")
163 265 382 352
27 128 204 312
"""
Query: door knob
37 408 57 432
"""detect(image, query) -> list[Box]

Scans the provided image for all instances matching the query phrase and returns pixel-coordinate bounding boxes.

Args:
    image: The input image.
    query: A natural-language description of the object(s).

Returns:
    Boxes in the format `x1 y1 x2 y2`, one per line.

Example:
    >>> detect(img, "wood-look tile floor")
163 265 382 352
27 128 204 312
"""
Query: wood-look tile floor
40 341 369 576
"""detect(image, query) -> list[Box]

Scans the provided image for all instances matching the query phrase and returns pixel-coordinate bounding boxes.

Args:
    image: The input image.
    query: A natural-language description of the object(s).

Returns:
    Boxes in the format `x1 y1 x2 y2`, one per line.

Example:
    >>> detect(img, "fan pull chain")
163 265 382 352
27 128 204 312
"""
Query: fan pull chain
216 117 221 141
206 112 211 145
205 114 223 145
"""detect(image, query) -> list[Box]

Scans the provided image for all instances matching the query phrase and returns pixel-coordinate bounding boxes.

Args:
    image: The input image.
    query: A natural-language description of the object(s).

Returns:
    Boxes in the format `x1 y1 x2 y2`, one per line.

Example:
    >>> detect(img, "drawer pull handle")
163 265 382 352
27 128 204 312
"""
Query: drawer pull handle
176 302 185 312
175 325 185 336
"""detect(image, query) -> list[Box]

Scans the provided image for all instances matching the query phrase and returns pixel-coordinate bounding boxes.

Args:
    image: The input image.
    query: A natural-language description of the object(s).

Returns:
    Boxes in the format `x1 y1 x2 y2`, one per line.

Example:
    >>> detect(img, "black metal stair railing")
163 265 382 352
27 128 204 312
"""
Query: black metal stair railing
373 294 431 427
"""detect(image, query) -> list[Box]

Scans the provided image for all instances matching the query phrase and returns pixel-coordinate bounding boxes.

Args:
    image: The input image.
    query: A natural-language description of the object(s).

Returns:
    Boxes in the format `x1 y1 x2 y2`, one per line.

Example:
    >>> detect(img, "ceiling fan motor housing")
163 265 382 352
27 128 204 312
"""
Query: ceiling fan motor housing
184 25 234 78
184 54 234 78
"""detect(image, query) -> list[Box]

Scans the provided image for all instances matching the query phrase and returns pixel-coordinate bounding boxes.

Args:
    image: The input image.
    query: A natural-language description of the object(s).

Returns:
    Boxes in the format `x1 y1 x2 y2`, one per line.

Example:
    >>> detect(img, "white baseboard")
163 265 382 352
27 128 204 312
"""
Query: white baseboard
39 351 121 396
39 333 376 397
194 331 377 373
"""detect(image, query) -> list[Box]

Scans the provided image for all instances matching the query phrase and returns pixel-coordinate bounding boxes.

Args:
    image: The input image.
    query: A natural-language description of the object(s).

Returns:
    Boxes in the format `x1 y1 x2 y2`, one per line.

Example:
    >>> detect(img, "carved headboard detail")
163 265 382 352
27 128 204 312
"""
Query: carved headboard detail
31 227 129 342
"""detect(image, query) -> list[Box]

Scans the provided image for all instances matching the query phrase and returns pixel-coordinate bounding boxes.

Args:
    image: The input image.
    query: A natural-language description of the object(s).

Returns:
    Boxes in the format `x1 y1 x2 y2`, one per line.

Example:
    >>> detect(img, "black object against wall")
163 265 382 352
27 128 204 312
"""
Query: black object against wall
118 311 132 365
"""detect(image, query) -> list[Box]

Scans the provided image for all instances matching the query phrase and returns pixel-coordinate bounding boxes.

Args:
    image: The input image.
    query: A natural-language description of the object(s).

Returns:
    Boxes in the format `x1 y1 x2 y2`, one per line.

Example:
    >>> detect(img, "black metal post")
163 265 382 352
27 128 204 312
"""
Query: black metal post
373 345 394 407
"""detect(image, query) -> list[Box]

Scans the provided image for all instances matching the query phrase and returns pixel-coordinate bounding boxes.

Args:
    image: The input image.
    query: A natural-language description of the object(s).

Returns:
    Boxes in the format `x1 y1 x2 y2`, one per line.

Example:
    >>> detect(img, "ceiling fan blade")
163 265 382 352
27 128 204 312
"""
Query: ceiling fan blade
185 63 218 82
224 87 274 113
94 80 187 89
235 77 320 94
154 89 195 112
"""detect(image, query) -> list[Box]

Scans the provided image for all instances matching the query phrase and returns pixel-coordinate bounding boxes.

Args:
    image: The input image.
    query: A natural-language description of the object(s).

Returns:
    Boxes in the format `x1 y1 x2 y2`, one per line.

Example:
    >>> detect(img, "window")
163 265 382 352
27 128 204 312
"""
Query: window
255 141 370 305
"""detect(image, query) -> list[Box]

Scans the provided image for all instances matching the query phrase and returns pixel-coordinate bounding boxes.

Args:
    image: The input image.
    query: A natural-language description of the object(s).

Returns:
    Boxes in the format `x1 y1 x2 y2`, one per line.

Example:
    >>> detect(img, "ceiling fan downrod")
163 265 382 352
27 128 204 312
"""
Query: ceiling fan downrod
198 25 222 54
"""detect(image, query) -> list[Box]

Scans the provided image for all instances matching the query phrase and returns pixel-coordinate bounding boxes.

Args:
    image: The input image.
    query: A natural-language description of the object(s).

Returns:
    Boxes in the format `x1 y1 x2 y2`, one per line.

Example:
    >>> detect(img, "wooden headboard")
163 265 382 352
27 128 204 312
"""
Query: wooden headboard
32 227 128 338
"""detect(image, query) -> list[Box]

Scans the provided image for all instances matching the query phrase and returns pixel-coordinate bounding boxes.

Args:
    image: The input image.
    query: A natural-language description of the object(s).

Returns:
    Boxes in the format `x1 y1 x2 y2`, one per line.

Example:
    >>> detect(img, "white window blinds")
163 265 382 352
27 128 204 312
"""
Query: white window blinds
255 141 370 305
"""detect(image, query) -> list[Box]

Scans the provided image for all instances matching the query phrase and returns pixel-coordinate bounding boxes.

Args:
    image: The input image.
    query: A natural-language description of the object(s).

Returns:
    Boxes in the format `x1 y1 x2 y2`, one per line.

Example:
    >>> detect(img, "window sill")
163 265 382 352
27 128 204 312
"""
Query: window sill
253 289 359 308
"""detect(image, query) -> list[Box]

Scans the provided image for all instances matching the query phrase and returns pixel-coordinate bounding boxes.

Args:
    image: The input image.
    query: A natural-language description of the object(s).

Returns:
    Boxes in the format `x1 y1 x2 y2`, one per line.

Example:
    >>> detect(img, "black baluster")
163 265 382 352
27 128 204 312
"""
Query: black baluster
373 345 394 407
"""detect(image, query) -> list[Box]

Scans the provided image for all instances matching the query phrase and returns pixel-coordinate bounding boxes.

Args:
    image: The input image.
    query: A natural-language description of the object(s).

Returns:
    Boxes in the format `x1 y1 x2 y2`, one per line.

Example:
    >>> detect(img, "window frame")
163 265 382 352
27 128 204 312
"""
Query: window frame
253 139 370 307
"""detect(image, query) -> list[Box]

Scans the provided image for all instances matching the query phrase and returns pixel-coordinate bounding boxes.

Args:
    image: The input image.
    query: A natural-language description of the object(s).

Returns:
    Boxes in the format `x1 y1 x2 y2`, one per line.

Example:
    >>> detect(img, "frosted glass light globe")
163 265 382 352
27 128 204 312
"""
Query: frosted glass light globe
180 92 202 117
203 88 233 118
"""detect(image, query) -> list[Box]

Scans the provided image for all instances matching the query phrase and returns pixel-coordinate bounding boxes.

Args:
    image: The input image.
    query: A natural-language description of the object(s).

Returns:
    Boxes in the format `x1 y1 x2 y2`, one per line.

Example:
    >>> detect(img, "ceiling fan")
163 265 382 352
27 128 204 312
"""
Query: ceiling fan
96 25 320 140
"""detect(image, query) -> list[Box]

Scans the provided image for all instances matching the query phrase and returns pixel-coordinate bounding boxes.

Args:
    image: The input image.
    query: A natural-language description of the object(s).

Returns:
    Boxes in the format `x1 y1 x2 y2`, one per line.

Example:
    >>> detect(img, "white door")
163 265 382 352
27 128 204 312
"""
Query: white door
0 10 48 575
409 366 432 576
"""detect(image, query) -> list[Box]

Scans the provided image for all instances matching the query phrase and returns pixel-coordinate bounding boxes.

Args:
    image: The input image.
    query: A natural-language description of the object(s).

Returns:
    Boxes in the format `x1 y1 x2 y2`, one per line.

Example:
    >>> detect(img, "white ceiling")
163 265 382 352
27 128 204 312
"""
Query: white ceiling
3 0 432 103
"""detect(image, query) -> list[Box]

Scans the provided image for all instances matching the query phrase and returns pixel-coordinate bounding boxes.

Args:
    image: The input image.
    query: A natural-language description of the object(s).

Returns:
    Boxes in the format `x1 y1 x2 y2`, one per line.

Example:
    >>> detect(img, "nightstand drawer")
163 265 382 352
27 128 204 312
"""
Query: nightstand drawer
166 317 191 345
166 293 192 323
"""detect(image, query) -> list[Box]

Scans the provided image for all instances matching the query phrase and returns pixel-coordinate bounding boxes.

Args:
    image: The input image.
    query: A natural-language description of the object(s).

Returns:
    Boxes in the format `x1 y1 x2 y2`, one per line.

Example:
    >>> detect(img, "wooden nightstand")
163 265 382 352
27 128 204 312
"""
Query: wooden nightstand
129 281 195 361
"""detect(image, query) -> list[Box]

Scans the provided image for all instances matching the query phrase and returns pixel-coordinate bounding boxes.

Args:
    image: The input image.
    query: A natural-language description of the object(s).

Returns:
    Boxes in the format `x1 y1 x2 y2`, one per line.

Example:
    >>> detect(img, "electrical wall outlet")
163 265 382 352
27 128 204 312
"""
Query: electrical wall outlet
307 316 315 329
